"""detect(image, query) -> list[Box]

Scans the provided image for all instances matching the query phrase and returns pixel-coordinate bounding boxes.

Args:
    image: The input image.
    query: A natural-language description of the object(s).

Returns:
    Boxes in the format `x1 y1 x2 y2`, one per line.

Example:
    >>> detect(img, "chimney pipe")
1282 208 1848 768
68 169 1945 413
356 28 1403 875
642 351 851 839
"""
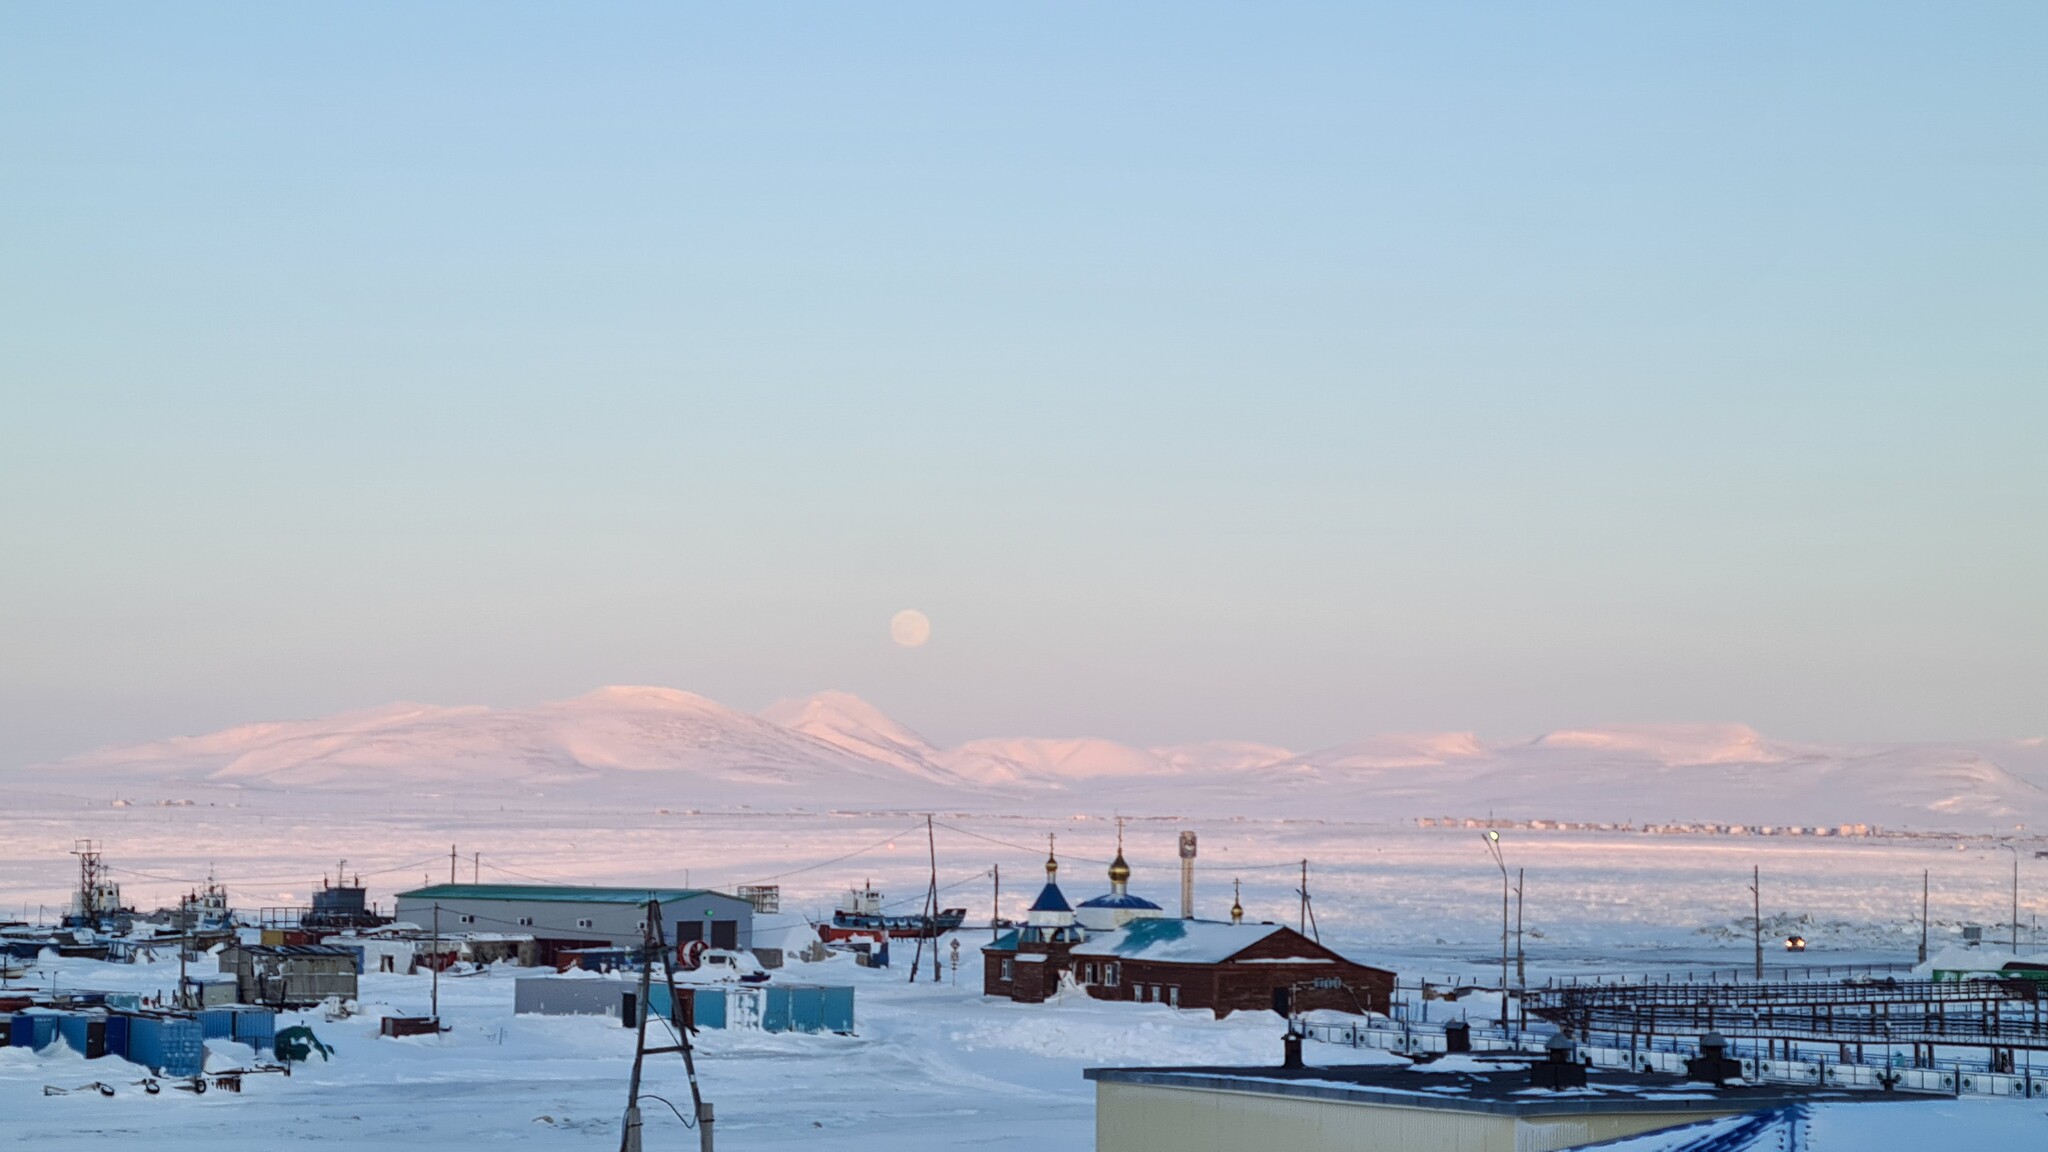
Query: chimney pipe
1178 831 1197 919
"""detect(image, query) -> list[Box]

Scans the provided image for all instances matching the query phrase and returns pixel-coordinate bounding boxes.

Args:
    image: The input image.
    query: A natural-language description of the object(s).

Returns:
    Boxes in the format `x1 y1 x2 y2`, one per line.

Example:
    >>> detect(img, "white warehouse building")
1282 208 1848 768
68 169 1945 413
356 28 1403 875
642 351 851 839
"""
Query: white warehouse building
393 884 754 951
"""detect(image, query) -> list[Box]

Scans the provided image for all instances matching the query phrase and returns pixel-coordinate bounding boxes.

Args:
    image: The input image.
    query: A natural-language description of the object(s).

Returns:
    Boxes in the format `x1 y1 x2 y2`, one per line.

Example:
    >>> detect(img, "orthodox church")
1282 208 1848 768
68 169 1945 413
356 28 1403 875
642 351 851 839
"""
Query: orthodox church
982 832 1397 1017
981 839 1086 1003
1074 827 1165 932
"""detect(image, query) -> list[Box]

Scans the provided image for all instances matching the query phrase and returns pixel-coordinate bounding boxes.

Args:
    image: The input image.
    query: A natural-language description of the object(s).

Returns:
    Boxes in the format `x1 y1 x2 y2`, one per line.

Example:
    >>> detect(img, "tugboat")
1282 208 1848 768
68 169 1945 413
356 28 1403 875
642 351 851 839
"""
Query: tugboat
815 882 966 942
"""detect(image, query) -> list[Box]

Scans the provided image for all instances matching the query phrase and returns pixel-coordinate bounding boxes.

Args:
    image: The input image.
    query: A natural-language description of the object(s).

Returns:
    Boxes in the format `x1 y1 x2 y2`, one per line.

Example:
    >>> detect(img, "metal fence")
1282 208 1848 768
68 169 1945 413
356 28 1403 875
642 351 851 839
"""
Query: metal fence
1301 1015 2048 1099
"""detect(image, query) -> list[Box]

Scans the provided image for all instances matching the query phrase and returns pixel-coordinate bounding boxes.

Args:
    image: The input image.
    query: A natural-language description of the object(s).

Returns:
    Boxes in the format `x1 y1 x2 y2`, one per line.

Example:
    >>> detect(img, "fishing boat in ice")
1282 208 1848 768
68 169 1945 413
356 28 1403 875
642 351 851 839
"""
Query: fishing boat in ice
814 883 965 942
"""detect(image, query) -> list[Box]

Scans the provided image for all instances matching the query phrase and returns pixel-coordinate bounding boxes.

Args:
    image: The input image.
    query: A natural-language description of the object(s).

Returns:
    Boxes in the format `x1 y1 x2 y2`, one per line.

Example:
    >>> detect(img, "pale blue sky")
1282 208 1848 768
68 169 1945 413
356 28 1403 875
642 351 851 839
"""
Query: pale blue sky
3 3 2043 766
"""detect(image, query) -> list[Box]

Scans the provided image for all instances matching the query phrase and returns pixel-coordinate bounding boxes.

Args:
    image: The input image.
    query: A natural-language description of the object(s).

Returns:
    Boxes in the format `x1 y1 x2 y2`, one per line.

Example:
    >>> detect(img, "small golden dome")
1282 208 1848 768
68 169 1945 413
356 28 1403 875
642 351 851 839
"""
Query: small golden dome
1108 852 1131 883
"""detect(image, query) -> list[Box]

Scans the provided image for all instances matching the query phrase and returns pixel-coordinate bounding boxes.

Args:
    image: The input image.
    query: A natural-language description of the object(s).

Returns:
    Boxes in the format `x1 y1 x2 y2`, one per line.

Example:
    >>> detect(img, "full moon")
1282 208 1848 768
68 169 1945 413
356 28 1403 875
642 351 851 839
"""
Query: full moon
889 609 931 648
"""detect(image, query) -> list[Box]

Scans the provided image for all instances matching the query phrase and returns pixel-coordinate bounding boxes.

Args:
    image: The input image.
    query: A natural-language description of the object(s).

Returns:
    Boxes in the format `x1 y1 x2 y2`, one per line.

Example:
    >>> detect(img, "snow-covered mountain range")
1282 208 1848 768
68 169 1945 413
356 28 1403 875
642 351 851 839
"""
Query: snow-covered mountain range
24 686 2048 829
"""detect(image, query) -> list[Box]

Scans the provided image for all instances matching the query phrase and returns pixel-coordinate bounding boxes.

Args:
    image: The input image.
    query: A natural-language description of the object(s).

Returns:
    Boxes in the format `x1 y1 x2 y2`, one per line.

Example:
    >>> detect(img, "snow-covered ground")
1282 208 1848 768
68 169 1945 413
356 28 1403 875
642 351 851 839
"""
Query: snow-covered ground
2 946 1304 1151
7 943 2046 1151
6 794 2048 1148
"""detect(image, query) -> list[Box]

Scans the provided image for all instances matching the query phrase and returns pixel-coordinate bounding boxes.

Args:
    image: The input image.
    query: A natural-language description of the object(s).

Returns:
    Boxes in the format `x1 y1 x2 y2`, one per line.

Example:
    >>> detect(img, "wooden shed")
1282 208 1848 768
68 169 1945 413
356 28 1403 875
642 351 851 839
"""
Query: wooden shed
219 943 360 1007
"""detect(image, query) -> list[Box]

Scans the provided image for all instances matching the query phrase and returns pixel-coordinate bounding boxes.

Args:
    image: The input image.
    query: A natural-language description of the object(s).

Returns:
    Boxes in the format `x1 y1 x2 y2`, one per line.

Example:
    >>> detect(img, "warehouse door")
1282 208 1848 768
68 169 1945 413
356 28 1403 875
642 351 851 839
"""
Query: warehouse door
711 920 738 949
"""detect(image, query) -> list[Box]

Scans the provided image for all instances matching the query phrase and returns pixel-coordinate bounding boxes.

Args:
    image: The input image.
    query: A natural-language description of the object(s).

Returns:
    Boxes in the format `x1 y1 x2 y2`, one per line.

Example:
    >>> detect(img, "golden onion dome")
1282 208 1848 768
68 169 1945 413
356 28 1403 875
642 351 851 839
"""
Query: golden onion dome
1108 852 1131 883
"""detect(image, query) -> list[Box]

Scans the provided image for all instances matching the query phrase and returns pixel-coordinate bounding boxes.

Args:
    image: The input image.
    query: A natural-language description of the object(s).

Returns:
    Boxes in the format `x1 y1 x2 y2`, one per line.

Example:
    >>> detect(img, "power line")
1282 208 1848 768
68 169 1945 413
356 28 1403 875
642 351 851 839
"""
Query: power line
931 821 1114 864
929 820 1307 872
731 820 932 886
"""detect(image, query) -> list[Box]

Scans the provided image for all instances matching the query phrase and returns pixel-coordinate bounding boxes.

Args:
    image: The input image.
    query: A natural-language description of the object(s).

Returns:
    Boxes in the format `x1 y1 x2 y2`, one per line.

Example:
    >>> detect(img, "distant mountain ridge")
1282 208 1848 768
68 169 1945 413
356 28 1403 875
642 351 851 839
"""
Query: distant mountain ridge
27 687 2048 829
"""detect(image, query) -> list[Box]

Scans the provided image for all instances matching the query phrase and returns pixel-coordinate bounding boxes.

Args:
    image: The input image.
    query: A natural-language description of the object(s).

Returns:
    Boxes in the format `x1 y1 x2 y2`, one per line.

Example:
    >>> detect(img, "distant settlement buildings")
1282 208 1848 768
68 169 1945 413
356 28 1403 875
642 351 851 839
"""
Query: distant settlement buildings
982 836 1394 1017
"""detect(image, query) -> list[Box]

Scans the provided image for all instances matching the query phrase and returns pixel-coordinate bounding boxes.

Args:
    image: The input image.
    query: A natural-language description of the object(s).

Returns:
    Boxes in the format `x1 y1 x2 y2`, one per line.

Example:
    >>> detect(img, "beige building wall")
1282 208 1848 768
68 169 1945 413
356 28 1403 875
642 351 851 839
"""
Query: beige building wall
1095 1082 1744 1152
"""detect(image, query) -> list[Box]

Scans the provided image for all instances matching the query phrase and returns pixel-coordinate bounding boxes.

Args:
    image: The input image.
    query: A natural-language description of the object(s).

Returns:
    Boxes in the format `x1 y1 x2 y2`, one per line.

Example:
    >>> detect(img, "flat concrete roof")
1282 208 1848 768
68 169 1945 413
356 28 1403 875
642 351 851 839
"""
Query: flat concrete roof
1083 1059 1939 1119
394 884 741 906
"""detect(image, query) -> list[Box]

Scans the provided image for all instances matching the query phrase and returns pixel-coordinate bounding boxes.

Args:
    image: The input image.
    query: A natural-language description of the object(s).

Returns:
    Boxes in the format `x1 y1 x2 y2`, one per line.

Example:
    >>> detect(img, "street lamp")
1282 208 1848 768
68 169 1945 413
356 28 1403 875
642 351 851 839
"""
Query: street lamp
1482 831 1509 1027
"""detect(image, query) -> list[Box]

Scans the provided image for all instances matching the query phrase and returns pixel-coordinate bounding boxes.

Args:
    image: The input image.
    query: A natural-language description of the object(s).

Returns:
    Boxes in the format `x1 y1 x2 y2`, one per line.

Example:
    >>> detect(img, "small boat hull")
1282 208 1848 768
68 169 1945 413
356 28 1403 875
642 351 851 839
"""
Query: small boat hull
817 908 967 942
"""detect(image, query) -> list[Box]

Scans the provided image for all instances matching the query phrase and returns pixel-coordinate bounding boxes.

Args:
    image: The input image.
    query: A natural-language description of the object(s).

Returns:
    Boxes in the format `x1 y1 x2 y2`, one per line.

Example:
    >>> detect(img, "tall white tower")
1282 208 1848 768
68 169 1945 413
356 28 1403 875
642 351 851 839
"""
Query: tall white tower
1178 830 1197 919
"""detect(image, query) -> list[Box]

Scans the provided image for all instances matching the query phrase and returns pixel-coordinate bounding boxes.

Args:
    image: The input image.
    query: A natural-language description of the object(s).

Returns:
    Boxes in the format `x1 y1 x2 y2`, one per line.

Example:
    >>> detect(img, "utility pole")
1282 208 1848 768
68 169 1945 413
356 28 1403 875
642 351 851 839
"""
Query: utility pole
1750 866 1763 980
431 903 441 1022
1515 867 1526 988
926 816 939 982
620 898 711 1152
449 844 457 885
1919 870 1929 965
2002 844 2020 954
991 864 1000 943
473 852 479 884
1300 860 1308 935
909 815 939 983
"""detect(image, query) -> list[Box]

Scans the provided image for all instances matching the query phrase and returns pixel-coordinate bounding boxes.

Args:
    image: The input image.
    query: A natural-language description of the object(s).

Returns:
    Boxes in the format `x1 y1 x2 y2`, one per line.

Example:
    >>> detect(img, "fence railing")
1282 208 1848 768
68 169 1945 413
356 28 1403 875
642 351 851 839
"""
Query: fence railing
1301 1017 2048 1099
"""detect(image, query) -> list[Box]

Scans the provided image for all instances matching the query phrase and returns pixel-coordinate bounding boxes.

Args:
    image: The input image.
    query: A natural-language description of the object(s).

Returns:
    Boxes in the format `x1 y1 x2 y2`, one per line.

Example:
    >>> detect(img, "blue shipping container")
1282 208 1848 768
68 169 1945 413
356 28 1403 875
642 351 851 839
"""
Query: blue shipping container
199 1009 237 1039
788 986 824 1034
232 1009 276 1047
761 986 791 1034
12 1014 58 1050
694 987 726 1029
820 986 854 1034
105 1014 131 1059
127 1016 205 1077
57 1013 98 1057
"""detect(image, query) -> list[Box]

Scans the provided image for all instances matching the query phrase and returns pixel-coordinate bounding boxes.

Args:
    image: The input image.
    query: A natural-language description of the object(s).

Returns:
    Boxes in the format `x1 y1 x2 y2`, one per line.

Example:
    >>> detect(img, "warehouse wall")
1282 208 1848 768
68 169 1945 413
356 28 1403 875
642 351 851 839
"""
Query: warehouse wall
390 894 750 950
1093 1082 1741 1152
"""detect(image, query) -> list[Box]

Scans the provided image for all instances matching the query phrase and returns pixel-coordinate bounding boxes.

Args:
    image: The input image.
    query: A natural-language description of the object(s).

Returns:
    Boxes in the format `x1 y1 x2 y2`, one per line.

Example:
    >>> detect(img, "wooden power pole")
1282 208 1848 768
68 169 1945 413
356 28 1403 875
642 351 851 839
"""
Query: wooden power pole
1751 866 1763 980
621 898 712 1152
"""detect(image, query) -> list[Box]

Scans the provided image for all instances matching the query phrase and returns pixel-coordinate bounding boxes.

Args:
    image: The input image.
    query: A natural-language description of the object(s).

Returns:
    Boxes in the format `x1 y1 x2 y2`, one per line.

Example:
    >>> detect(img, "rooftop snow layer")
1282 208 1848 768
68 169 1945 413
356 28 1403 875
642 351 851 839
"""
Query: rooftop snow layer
1072 918 1285 963
394 884 735 905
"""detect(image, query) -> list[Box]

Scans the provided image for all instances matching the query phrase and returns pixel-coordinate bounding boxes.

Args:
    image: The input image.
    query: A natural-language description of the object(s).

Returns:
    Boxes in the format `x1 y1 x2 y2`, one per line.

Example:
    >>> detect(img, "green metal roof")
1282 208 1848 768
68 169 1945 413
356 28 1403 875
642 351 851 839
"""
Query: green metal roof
394 883 738 905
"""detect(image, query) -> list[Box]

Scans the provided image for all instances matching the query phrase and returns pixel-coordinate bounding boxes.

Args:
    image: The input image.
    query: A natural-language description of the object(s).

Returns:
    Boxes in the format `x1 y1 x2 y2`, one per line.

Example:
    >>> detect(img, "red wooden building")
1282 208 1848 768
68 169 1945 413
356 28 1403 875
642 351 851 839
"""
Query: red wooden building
982 849 1088 1004
1069 918 1394 1018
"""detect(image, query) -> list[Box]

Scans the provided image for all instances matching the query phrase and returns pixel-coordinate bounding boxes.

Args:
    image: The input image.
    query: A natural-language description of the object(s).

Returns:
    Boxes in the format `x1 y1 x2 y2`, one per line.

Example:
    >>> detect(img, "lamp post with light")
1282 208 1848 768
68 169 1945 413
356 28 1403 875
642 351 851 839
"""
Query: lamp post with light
1482 831 1509 1027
